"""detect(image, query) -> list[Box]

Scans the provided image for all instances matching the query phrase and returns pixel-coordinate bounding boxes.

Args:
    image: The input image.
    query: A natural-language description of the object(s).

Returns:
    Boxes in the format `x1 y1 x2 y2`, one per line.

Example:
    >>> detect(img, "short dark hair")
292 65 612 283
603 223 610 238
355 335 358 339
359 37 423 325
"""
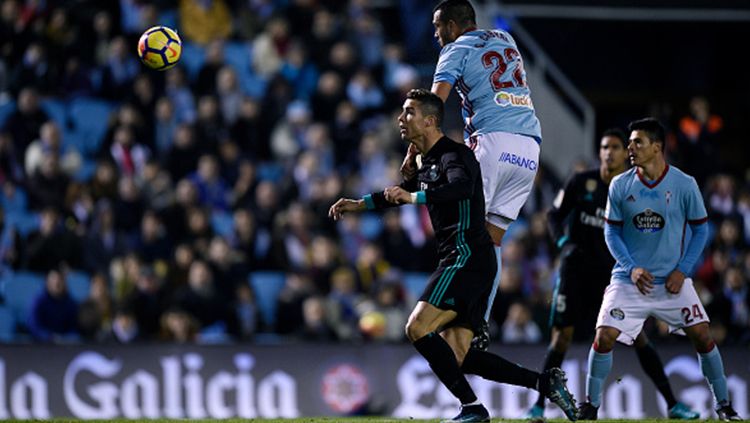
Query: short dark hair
628 117 666 151
433 0 476 29
406 88 444 127
601 127 628 149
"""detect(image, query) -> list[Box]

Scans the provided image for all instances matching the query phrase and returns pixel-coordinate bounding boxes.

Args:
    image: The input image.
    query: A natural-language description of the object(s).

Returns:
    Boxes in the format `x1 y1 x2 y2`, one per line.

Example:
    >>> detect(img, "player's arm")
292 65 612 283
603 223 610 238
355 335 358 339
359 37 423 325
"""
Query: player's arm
431 81 453 103
547 174 578 248
667 178 710 293
413 151 474 204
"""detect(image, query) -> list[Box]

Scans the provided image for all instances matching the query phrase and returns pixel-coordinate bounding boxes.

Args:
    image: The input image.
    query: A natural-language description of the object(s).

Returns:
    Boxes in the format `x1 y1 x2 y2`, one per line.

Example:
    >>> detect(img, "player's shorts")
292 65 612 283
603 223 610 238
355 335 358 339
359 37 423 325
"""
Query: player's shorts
550 248 611 329
419 242 497 333
595 278 710 345
469 131 540 229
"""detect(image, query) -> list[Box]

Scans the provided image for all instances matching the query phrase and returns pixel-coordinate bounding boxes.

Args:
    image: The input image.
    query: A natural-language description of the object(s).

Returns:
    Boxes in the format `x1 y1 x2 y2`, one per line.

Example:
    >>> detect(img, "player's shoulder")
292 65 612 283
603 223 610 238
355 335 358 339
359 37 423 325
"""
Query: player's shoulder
666 164 696 183
611 167 637 186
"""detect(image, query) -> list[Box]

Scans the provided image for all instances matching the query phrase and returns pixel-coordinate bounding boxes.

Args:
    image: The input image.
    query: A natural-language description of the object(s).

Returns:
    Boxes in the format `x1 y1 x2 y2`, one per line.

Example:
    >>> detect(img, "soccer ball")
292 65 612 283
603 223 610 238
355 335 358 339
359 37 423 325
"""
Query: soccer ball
137 26 182 70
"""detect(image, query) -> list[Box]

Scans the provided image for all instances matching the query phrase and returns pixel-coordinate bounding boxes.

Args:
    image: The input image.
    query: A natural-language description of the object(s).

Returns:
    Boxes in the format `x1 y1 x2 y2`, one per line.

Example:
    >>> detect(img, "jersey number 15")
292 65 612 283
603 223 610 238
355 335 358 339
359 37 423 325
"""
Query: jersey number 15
482 48 526 90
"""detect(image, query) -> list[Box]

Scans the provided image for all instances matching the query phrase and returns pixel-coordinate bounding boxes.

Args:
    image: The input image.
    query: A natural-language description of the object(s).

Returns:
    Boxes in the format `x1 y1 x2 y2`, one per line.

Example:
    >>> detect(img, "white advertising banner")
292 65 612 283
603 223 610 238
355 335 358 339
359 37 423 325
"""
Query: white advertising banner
0 344 747 419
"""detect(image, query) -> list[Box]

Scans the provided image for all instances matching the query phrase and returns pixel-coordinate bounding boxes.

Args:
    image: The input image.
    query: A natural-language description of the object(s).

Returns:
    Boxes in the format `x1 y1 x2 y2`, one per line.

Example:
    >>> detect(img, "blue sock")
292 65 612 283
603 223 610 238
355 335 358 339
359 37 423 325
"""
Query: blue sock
586 347 613 407
698 346 729 406
484 245 501 322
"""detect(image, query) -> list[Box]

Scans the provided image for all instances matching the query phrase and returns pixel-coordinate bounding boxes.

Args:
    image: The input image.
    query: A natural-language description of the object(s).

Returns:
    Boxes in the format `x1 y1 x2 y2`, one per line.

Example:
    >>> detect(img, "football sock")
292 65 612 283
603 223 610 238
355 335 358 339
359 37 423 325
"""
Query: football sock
698 345 729 405
484 245 502 322
636 341 677 409
462 348 539 389
586 346 613 407
534 348 566 407
413 333 477 405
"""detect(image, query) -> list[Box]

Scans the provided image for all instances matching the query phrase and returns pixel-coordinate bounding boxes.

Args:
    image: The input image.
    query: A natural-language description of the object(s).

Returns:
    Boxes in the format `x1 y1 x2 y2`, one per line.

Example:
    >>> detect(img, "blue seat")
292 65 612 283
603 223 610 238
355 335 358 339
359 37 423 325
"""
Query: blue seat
41 99 68 129
224 41 252 73
360 212 384 240
66 271 90 303
0 100 15 127
210 210 235 237
0 185 28 215
248 271 286 330
180 42 205 80
4 212 39 237
0 305 14 342
4 272 46 325
68 98 115 155
402 272 430 304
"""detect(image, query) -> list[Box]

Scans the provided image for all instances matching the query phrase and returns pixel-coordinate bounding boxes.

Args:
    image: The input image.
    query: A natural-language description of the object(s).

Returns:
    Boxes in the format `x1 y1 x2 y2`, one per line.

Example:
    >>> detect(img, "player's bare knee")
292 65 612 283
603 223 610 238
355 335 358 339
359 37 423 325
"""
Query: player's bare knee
593 328 617 352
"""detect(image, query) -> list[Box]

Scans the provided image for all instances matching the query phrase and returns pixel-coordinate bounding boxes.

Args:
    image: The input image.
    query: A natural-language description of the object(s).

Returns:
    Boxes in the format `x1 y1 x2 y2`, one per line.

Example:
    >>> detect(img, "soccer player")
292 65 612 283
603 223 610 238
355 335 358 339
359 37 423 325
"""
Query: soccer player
578 118 741 421
330 89 577 423
525 129 699 420
402 0 543 349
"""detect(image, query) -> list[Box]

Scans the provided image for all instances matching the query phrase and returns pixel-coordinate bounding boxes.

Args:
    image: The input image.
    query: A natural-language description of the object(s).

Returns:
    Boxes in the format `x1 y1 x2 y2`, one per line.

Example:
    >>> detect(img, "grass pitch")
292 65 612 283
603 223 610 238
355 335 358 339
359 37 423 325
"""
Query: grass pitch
3 419 693 423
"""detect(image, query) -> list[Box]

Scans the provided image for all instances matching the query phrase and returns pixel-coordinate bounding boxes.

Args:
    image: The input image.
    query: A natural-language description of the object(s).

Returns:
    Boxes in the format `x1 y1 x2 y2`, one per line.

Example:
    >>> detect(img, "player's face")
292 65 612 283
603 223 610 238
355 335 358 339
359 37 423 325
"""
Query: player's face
432 10 455 47
398 99 427 141
599 135 627 171
628 130 660 166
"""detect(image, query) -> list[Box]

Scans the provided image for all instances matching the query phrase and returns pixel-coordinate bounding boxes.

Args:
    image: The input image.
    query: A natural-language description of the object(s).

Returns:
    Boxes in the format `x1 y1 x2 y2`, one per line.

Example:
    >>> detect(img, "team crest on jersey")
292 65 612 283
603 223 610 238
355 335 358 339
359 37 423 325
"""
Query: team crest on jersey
494 91 534 109
585 179 597 192
610 308 625 320
633 208 665 233
425 164 440 181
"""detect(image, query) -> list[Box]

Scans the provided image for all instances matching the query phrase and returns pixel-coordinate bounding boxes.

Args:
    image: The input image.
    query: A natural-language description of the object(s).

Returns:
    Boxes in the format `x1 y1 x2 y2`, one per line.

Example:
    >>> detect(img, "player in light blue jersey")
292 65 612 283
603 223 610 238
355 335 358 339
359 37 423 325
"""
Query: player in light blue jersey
579 118 740 421
400 0 543 355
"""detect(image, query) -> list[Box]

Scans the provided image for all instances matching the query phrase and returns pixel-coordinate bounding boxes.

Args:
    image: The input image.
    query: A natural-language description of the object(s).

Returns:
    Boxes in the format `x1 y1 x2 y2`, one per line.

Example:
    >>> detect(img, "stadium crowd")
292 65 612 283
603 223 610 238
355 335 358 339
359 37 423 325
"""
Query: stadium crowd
0 0 748 346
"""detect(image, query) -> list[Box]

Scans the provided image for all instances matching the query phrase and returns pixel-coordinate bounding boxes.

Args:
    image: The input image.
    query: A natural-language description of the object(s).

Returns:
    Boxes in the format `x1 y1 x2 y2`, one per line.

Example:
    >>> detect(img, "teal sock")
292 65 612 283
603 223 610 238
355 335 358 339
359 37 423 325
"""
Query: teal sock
698 346 729 406
586 347 613 407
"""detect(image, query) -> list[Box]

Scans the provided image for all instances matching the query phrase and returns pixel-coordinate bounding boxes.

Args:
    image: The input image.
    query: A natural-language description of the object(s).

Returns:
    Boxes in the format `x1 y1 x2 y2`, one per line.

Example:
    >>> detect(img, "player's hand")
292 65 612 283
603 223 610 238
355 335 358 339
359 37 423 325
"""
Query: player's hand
400 143 420 180
665 270 686 294
384 186 411 204
328 198 364 220
631 267 655 295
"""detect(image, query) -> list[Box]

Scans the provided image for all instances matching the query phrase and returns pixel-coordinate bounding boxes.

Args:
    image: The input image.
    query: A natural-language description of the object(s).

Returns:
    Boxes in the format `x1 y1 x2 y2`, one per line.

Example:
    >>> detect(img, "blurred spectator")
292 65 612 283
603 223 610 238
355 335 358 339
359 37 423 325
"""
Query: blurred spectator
279 40 319 101
113 176 145 234
271 100 311 162
179 0 232 46
172 259 238 336
77 273 114 341
99 36 139 100
10 43 57 95
25 121 82 178
133 210 172 264
3 87 49 159
299 295 337 341
90 160 119 202
109 125 150 177
311 71 344 123
24 207 81 272
251 16 289 78
190 154 230 210
195 40 225 96
377 209 418 271
138 159 174 211
235 283 259 340
708 266 750 345
165 124 201 181
154 97 179 157
501 301 542 344
165 67 196 124
110 307 140 343
216 66 243 126
275 272 315 334
195 95 225 148
27 153 71 210
82 200 127 273
231 96 266 160
160 307 199 343
28 269 79 342
122 265 167 339
677 96 722 186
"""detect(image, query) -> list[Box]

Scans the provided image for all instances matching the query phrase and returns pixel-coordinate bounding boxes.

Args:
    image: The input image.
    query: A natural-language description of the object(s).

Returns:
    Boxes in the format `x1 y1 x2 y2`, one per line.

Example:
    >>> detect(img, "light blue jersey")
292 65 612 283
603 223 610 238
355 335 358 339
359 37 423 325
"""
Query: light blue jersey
433 29 542 142
604 165 708 284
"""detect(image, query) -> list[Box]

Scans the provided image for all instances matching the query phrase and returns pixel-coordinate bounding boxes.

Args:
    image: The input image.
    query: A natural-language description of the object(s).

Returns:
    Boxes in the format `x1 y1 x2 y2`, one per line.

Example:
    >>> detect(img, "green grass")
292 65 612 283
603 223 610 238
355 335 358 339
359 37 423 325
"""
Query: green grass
0 420 688 422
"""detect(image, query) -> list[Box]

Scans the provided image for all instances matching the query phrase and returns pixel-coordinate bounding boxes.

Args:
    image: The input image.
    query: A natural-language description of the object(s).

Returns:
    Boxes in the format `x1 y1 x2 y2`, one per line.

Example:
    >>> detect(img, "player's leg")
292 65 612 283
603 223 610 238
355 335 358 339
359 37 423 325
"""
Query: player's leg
682 322 741 421
633 330 699 419
470 132 539 351
655 279 740 421
406 301 484 417
525 325 574 418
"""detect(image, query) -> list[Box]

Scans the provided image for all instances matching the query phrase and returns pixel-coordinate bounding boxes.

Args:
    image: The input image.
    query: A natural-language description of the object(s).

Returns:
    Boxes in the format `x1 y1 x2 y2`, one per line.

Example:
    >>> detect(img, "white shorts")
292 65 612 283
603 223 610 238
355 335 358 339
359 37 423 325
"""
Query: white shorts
595 278 710 345
469 132 540 230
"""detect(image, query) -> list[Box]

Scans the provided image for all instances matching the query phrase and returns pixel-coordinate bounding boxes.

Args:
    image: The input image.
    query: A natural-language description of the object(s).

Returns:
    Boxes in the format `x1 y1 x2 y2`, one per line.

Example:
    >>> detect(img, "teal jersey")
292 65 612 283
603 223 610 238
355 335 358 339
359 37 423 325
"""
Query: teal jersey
433 29 542 142
604 165 708 284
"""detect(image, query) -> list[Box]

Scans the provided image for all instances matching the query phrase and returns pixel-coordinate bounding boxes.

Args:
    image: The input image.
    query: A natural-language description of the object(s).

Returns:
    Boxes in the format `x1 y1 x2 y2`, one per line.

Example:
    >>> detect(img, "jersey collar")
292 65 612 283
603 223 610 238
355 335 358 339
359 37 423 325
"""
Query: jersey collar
636 164 669 189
